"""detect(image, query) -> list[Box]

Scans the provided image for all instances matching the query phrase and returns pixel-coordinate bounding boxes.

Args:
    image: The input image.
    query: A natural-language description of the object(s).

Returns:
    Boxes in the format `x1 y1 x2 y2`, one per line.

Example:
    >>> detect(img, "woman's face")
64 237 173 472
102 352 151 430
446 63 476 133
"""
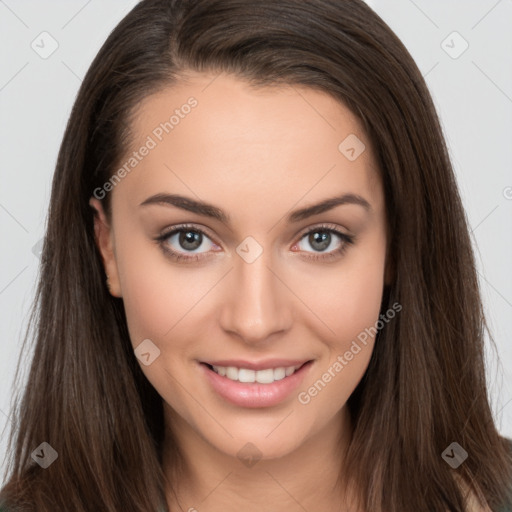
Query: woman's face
91 72 389 462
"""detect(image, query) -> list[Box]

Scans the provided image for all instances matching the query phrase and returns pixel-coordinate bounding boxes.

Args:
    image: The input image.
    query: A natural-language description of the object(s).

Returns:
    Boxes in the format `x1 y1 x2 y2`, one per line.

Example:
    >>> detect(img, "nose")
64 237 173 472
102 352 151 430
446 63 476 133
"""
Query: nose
218 248 292 345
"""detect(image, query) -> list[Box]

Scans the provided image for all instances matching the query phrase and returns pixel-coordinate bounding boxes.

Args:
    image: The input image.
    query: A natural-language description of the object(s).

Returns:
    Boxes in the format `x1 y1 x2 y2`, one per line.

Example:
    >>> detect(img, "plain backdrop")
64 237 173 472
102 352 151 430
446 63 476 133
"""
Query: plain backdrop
1 0 511 480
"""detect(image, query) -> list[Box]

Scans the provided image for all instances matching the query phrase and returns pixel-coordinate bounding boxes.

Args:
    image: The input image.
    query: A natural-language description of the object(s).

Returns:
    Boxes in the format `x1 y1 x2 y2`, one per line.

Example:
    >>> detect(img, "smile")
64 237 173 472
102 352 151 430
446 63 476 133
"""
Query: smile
200 360 313 408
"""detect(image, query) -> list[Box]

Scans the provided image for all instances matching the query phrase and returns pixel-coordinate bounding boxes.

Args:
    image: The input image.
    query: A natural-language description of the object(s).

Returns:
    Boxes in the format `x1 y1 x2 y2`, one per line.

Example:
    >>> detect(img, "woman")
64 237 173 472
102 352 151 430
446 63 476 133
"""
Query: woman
1 0 511 510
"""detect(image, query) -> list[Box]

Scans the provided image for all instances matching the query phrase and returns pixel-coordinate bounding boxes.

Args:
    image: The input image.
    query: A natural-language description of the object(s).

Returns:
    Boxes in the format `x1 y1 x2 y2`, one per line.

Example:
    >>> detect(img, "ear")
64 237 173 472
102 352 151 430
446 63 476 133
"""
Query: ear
89 197 122 297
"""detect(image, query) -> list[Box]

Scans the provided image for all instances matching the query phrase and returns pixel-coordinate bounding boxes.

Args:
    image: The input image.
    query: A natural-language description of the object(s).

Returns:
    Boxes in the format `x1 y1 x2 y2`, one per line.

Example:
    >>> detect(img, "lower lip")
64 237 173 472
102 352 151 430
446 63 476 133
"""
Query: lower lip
200 361 313 408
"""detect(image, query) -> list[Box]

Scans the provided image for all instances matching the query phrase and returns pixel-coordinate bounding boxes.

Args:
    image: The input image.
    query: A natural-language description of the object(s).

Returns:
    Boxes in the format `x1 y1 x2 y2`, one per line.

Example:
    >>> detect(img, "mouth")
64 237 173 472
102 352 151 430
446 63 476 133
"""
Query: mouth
199 359 313 408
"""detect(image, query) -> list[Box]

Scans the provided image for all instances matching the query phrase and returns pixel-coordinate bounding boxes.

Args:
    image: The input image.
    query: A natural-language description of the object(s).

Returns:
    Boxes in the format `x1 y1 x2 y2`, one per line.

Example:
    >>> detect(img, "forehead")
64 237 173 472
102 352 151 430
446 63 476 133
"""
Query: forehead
112 72 383 220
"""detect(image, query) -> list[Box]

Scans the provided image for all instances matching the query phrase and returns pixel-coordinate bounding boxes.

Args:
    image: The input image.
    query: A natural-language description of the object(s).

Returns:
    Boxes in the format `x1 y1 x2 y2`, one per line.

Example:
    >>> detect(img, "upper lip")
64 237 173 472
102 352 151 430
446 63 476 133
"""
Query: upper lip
201 359 311 371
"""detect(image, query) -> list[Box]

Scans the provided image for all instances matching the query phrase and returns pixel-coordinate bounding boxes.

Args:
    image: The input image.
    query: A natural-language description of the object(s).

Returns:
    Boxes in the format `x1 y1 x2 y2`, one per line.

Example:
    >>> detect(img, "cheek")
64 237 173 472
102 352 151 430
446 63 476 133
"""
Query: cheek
293 232 386 412
296 282 382 423
301 265 384 343
298 232 386 350
114 242 212 415
112 225 214 347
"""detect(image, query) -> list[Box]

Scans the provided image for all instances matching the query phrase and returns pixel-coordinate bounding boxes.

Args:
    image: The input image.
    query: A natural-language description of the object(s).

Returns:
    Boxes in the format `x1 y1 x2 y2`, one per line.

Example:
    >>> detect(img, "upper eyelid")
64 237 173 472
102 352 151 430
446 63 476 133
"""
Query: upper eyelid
296 222 347 236
159 223 220 245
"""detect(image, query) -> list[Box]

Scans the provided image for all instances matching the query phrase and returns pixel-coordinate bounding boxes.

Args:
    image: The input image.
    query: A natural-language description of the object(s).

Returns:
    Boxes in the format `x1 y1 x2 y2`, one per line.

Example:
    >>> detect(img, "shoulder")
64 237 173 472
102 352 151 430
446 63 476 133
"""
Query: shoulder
500 437 512 511
452 436 512 512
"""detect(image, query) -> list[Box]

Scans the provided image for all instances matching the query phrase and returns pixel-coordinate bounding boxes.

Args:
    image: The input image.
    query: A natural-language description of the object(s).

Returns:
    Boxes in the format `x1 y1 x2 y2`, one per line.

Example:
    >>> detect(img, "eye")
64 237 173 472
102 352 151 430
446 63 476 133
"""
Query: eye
292 224 355 261
156 224 220 262
155 223 355 263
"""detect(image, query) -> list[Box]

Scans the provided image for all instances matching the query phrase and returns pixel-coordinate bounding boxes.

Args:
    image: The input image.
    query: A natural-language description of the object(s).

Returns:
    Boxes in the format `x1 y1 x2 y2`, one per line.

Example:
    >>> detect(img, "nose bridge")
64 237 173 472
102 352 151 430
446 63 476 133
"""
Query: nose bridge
219 241 291 343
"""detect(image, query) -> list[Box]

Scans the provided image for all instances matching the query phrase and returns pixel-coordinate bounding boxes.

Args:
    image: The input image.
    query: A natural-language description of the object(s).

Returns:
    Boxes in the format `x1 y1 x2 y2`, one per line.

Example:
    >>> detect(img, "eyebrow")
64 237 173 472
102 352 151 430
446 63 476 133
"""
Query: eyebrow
139 192 372 224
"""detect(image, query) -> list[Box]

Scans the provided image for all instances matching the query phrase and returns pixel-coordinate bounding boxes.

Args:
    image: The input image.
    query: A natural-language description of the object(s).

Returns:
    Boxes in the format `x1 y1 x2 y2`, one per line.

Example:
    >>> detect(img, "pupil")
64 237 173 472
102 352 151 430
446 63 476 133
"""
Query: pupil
310 231 330 251
180 231 202 251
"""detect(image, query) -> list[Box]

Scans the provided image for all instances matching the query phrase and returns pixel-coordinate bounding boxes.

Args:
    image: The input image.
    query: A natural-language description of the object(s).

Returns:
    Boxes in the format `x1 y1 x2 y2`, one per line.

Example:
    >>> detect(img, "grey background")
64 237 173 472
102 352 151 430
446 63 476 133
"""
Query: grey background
1 0 511 479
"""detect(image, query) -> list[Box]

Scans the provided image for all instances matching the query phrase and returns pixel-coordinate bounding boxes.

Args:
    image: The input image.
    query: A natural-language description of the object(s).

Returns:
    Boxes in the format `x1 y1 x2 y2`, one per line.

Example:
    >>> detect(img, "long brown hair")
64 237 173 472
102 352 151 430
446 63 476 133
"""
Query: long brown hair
1 0 511 510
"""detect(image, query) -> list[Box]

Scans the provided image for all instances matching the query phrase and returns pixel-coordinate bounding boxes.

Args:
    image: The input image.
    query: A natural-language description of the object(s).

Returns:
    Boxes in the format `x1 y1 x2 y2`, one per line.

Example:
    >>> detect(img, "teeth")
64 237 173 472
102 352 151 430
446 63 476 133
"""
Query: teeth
255 368 273 384
211 364 301 383
226 366 238 380
238 368 255 383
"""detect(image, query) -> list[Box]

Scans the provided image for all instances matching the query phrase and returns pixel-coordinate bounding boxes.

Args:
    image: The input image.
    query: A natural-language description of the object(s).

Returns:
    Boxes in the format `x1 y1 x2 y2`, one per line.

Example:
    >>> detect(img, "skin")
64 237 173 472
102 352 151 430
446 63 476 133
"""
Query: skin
90 72 390 512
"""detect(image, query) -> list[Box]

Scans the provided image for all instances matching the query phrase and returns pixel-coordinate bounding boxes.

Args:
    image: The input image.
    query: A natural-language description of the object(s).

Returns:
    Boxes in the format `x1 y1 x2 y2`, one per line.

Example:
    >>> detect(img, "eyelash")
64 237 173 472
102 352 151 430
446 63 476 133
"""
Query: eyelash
154 223 355 263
